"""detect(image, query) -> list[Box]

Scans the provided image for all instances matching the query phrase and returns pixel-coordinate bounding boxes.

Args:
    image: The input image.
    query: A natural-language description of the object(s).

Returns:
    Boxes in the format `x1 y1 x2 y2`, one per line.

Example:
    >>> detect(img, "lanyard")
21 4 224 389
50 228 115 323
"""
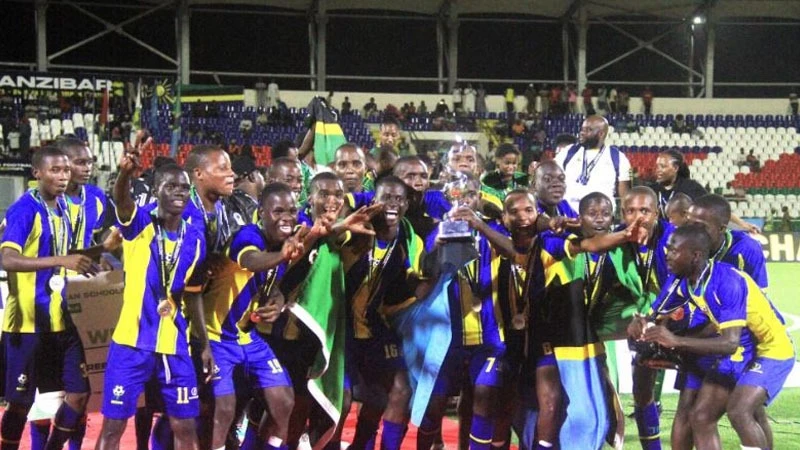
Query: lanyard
152 214 185 300
460 234 483 312
648 276 684 319
711 231 731 262
509 247 536 316
190 187 230 251
578 146 606 185
66 186 86 250
584 252 606 307
657 190 673 217
32 190 69 257
259 268 279 305
633 221 660 294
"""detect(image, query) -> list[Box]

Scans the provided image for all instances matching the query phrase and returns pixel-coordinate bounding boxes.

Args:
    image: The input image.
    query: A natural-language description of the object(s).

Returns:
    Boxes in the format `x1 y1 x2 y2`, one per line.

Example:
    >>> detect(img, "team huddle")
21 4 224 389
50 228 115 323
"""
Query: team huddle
0 118 794 450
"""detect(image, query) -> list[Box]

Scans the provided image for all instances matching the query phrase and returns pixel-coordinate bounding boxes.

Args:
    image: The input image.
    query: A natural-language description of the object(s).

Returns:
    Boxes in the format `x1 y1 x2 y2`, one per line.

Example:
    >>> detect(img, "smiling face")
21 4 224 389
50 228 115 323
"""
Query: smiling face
533 162 567 206
497 153 519 179
310 179 345 220
373 182 408 229
260 191 298 246
34 155 71 198
655 154 678 185
155 170 192 217
334 146 366 192
195 150 235 197
65 145 94 186
503 192 538 238
270 162 303 200
580 198 613 238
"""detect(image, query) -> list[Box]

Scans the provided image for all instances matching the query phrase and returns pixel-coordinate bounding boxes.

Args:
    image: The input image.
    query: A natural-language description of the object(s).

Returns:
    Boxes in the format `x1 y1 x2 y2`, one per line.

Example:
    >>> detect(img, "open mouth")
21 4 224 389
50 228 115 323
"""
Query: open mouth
279 225 293 234
171 199 186 208
385 209 398 221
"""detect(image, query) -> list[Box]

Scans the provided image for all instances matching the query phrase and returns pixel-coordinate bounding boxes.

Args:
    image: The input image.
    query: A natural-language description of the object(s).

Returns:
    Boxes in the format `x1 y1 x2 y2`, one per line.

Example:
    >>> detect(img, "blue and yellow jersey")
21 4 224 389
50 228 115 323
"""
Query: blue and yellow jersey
343 219 424 339
182 191 233 255
203 224 287 344
717 229 768 289
530 231 608 348
497 247 537 333
657 262 793 361
536 199 578 219
65 184 107 250
113 203 206 355
1 192 74 333
425 220 506 347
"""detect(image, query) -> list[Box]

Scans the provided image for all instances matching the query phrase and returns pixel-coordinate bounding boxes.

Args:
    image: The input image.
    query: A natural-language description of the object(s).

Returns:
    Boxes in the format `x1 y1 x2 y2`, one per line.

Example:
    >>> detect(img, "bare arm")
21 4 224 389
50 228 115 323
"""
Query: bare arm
185 292 215 383
297 128 315 159
2 247 95 274
113 150 138 223
643 325 741 356
450 207 515 259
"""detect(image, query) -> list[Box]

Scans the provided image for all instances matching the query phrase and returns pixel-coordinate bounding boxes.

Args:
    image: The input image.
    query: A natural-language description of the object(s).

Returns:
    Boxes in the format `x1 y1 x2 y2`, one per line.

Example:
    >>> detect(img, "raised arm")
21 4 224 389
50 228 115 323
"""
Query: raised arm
114 149 139 223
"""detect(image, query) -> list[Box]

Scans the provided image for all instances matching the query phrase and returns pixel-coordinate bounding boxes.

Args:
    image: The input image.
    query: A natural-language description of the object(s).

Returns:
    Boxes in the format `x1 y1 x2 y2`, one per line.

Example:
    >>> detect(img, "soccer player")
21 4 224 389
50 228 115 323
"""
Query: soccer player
1 146 95 450
341 175 424 450
444 143 503 218
480 144 529 196
416 174 515 450
95 153 206 450
333 143 373 193
224 154 266 227
268 156 305 205
530 160 577 219
633 224 794 450
25 137 110 450
204 182 301 450
668 194 770 449
371 116 402 156
620 186 674 450
530 192 645 450
664 193 692 227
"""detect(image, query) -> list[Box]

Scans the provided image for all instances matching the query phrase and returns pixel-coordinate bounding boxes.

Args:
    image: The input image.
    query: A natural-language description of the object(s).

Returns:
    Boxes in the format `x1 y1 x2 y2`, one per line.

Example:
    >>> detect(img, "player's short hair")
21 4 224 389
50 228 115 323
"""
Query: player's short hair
259 182 294 207
32 146 68 169
579 191 613 214
184 144 223 178
692 194 732 226
153 163 187 188
673 222 713 257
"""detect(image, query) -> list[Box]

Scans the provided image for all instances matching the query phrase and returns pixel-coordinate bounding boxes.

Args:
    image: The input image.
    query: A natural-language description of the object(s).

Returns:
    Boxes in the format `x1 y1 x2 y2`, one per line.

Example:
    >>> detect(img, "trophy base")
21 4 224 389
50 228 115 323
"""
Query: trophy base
437 239 479 275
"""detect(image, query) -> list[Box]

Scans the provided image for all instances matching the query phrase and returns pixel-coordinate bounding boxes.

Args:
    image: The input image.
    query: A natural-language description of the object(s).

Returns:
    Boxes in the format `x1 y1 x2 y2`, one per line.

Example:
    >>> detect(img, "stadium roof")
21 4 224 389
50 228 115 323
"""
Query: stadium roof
174 0 800 20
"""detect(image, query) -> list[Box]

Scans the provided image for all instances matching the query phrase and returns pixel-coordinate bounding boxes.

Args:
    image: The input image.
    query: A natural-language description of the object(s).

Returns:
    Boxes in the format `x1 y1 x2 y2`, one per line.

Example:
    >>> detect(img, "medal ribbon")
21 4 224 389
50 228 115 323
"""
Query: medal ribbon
66 185 86 250
153 215 185 302
365 237 398 304
584 252 607 309
32 190 70 258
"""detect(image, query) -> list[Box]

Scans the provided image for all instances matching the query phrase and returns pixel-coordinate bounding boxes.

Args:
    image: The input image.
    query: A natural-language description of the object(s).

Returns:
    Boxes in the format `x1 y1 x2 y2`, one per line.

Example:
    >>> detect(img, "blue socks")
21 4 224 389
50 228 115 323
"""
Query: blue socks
469 414 493 450
30 422 50 450
44 403 82 450
380 419 404 450
241 420 264 450
634 402 662 450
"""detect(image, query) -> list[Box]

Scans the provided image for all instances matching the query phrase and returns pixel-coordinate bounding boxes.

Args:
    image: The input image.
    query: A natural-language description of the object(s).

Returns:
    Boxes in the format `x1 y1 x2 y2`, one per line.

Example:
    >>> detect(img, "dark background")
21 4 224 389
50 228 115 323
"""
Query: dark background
1 2 798 97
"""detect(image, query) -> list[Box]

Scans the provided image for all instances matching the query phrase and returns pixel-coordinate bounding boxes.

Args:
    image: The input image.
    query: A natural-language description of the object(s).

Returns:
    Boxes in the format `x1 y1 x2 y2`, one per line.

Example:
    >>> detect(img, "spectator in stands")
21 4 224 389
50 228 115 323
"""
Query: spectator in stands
549 85 561 115
671 114 691 133
651 149 707 217
341 96 352 115
608 86 618 113
327 90 334 106
255 78 267 108
256 111 269 127
617 88 630 114
553 133 578 156
18 118 31 154
789 92 798 116
746 149 760 172
363 97 378 117
524 84 537 114
567 84 578 113
434 99 449 117
464 84 476 113
511 118 526 137
538 84 549 115
452 85 463 113
397 136 411 156
407 102 417 117
780 205 792 231
267 79 280 108
476 84 487 114
418 101 428 115
641 86 654 115
504 86 515 121
581 85 595 115
596 86 608 112
239 117 253 140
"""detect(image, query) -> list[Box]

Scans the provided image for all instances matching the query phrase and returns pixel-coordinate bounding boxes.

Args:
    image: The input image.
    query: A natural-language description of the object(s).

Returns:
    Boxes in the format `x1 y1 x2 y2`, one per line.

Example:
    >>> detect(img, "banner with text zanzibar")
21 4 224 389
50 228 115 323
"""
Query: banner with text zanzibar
753 232 800 262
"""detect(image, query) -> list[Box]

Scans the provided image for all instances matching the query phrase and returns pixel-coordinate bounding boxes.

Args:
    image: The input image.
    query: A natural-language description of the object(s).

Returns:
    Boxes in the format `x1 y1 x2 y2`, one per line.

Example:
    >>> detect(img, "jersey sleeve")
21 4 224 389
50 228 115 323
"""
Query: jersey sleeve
181 229 207 292
422 190 451 220
617 152 631 182
651 274 683 313
228 225 266 267
711 270 748 330
738 236 769 289
90 186 108 233
116 202 152 240
0 197 36 253
345 191 374 210
540 231 573 264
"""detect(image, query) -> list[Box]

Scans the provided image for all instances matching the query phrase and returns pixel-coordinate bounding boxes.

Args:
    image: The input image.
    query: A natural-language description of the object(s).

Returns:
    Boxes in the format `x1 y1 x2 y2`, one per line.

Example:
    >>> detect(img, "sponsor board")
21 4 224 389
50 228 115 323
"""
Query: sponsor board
753 233 800 262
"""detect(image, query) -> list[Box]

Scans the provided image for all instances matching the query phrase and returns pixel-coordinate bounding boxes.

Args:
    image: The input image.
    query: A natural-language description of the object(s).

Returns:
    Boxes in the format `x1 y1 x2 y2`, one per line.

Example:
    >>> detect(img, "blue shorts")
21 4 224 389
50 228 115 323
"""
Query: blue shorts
534 341 557 368
737 356 794 405
432 344 505 396
102 342 199 420
209 339 292 397
346 332 407 387
3 330 89 405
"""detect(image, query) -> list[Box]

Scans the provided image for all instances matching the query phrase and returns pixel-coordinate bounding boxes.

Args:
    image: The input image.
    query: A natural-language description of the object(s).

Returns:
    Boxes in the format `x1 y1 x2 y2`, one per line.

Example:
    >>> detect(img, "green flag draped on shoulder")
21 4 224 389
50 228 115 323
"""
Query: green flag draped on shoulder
307 97 346 167
287 241 346 450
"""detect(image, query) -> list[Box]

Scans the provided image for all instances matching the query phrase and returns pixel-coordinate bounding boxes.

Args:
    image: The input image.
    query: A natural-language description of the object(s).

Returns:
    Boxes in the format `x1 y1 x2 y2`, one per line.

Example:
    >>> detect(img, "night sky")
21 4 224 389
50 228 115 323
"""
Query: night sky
1 1 798 97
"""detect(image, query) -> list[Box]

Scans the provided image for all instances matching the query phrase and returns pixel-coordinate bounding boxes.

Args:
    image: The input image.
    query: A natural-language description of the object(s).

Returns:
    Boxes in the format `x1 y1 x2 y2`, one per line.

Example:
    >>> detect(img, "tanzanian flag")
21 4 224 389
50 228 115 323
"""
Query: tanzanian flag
307 96 346 167
286 241 346 450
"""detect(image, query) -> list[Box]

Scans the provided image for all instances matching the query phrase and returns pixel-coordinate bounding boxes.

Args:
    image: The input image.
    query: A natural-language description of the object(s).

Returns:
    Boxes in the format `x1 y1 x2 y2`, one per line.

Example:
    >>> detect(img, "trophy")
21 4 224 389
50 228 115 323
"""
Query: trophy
434 168 478 275
439 169 473 241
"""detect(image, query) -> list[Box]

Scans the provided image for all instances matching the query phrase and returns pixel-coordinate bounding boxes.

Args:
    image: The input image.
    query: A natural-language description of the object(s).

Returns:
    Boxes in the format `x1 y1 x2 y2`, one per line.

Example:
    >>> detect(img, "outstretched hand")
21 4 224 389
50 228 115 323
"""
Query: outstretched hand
624 217 649 245
281 234 305 262
548 216 581 234
341 204 383 236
